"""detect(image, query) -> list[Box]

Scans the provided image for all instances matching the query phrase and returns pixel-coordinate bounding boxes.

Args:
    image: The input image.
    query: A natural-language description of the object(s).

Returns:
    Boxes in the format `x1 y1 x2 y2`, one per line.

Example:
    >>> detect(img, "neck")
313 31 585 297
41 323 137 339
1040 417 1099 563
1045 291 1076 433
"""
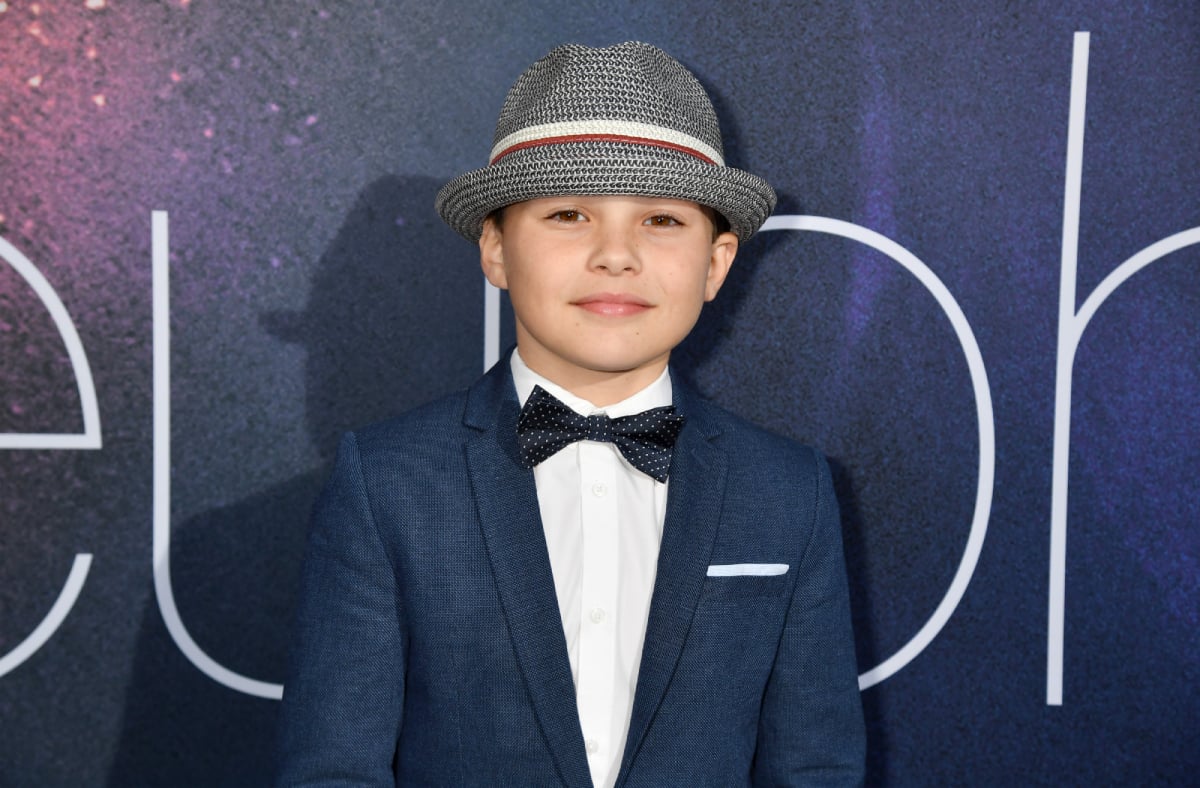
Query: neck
516 350 669 407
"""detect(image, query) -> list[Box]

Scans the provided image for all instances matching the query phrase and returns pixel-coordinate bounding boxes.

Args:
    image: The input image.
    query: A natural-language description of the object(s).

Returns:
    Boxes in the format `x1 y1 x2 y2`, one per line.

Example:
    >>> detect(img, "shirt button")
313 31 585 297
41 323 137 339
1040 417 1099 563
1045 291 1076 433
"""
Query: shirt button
591 482 607 497
589 607 607 624
585 739 600 754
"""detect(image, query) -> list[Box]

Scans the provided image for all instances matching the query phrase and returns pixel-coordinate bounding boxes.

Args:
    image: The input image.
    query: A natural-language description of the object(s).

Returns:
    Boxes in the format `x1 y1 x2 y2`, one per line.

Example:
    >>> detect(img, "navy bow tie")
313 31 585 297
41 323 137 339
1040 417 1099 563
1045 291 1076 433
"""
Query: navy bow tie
516 385 685 483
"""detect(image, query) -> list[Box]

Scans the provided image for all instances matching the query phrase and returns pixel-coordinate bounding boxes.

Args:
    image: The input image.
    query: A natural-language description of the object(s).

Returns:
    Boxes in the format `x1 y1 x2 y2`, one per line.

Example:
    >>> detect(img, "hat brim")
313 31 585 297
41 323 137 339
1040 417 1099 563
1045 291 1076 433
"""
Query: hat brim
435 141 777 243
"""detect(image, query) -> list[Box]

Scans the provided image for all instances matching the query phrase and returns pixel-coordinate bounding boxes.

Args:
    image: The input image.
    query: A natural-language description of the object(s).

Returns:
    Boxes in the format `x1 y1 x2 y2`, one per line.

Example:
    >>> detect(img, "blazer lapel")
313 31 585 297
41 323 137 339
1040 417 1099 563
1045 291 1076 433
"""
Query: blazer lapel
463 362 592 788
617 380 728 783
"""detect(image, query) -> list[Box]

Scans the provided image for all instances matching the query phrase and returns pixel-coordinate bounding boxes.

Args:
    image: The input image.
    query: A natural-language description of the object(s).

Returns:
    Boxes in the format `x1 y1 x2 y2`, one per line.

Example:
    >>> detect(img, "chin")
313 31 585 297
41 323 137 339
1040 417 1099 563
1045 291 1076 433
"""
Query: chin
577 352 667 376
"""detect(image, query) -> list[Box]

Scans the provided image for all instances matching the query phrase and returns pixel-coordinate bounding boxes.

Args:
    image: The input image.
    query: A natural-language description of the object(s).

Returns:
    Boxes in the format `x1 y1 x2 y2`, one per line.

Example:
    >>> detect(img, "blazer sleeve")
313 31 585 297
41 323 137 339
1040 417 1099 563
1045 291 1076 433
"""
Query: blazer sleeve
753 450 866 786
275 432 406 786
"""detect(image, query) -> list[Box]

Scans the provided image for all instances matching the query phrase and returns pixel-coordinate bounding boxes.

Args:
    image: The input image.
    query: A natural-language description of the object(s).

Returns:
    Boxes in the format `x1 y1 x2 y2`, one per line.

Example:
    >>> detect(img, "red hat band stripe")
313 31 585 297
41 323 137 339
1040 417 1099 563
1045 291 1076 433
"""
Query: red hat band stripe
490 133 719 166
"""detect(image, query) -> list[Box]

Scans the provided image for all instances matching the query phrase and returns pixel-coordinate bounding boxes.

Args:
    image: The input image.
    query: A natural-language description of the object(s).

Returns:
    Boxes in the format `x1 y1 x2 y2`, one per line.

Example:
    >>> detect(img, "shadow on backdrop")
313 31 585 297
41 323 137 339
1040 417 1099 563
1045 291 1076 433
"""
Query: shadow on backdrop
828 455 888 785
107 174 480 786
105 173 879 785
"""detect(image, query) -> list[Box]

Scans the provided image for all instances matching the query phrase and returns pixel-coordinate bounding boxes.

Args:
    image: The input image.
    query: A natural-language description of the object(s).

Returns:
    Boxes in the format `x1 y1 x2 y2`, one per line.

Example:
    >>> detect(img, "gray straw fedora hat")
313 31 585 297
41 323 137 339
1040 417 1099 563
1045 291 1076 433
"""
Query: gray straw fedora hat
435 42 777 243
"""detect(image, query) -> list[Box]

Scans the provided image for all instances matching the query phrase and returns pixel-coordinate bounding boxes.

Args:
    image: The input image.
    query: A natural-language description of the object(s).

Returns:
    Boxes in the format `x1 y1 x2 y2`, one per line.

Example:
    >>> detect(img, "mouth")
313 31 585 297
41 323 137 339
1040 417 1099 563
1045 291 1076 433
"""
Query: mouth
572 292 653 316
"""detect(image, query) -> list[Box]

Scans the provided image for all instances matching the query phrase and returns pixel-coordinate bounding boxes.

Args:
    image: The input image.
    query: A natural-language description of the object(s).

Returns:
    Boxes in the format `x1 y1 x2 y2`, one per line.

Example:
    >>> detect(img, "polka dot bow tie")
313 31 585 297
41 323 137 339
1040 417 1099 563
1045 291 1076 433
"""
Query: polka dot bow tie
516 385 686 483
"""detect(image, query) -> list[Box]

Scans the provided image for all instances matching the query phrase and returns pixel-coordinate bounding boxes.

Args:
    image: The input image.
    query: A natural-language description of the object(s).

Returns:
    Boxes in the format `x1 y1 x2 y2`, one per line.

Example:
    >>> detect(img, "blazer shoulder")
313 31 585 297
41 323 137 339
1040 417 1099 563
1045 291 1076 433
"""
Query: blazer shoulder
693 394 826 470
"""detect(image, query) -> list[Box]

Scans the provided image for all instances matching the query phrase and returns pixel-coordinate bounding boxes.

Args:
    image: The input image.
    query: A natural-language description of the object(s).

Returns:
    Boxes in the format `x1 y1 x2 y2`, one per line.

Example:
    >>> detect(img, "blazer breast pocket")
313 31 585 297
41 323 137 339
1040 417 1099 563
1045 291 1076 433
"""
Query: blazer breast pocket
700 563 790 604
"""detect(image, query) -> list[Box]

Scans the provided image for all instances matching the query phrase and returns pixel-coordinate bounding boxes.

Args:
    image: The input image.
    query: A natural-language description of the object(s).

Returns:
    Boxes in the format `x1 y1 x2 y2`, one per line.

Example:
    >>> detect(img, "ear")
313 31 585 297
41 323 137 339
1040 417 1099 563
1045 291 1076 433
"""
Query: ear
703 231 738 301
478 216 509 290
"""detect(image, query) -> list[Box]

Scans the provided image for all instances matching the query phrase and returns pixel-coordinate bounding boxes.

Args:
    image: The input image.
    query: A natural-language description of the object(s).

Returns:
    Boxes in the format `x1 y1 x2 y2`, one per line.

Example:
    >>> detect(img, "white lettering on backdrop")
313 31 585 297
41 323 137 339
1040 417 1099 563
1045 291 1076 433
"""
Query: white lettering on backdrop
3 34 1194 706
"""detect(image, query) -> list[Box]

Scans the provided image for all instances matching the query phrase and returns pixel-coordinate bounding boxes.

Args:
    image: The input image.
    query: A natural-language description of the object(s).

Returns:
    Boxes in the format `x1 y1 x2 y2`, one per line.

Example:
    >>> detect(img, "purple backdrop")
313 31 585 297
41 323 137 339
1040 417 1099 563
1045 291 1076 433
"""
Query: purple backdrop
1 1 1197 784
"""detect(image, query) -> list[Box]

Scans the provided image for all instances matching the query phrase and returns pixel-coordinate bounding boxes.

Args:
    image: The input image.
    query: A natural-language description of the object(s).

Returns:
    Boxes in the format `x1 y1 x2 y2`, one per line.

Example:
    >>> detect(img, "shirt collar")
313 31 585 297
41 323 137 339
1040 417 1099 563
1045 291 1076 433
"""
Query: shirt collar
510 348 673 419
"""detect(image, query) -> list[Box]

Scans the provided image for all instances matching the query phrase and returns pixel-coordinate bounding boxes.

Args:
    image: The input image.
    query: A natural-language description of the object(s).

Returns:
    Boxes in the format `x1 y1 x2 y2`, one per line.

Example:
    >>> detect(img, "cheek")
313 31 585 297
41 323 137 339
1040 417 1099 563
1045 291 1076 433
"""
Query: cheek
683 264 716 302
505 268 564 320
664 281 710 328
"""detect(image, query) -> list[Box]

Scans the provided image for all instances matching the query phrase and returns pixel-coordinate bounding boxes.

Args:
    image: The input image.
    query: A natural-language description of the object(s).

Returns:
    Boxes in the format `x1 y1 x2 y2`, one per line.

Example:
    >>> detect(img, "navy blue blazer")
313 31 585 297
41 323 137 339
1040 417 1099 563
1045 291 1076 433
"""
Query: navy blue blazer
276 358 865 786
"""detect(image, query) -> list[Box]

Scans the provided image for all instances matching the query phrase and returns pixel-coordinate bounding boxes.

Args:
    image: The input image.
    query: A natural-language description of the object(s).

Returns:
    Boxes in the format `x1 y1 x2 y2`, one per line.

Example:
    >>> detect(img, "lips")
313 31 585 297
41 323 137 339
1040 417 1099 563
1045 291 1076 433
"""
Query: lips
572 292 653 316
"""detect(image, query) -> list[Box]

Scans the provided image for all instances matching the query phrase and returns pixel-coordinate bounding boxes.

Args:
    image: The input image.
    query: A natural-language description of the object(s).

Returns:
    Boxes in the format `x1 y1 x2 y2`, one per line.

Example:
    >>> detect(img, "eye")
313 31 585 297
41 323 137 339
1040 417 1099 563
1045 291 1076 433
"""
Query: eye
645 214 681 227
549 209 584 222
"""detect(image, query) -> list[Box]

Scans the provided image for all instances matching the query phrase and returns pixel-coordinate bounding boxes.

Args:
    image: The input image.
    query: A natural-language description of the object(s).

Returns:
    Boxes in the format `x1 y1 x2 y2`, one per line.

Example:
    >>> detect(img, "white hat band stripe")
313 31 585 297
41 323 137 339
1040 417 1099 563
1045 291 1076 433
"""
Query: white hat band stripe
490 120 725 167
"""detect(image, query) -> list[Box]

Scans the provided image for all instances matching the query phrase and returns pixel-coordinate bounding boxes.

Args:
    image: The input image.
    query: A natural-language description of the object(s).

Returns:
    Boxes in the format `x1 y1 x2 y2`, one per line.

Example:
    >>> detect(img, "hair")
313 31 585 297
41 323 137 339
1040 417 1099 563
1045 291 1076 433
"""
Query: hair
486 203 731 240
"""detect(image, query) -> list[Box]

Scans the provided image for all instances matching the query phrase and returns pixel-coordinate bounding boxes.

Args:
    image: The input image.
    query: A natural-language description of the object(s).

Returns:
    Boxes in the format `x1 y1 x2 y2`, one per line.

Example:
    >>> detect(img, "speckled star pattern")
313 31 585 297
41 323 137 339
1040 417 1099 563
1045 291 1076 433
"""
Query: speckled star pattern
1 1 1197 785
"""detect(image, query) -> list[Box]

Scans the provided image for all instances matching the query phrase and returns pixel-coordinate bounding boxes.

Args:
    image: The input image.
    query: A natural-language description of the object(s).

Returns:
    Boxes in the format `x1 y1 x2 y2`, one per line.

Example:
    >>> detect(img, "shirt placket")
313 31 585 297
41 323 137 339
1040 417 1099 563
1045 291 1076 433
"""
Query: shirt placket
576 439 619 779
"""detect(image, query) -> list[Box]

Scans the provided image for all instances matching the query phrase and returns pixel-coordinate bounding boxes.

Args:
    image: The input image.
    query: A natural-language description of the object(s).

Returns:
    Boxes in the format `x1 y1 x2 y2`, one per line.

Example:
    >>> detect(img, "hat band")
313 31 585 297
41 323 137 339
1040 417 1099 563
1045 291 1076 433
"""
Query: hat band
489 119 724 166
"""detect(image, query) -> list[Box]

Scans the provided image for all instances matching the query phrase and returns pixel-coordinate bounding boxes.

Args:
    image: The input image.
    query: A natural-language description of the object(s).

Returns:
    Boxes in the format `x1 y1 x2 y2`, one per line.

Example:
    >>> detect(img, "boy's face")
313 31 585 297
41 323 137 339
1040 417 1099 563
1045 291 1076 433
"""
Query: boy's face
480 194 737 403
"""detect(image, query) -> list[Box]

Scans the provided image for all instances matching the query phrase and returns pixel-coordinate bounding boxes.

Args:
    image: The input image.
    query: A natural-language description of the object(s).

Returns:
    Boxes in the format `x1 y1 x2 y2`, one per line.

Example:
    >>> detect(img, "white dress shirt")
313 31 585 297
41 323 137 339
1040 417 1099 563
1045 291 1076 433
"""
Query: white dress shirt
511 350 671 788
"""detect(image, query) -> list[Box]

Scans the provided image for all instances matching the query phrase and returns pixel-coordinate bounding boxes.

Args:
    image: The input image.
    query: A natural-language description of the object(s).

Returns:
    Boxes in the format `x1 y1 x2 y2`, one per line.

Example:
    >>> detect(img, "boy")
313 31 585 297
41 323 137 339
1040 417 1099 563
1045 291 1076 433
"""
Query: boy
277 42 865 786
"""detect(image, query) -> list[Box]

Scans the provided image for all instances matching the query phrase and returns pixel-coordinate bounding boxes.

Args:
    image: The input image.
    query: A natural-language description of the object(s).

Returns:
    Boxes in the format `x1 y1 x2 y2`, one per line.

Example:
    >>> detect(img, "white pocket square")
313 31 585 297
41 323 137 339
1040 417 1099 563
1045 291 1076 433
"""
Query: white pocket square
706 563 789 577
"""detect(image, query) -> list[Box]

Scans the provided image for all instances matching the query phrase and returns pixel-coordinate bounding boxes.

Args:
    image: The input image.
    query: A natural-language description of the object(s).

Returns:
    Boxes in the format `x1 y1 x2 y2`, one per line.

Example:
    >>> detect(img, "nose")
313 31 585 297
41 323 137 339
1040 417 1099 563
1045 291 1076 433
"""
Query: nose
588 223 641 275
